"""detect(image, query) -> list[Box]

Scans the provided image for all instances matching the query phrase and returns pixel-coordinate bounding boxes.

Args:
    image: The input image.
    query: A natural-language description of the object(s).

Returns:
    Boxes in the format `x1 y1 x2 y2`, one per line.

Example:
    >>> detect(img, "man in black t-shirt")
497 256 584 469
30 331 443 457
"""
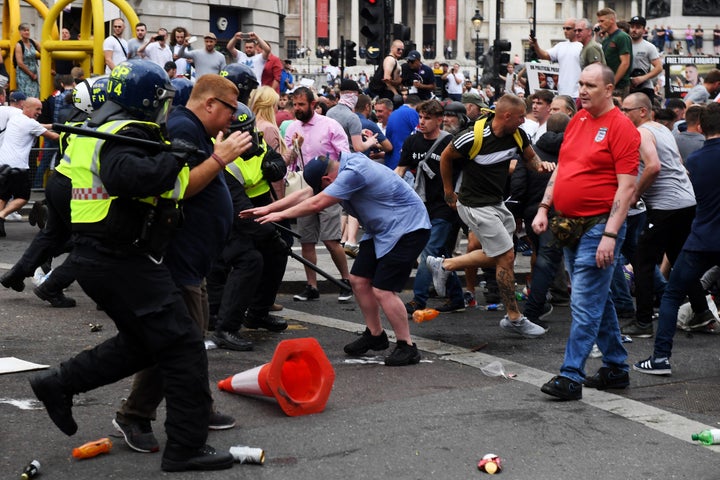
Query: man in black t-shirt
395 99 464 313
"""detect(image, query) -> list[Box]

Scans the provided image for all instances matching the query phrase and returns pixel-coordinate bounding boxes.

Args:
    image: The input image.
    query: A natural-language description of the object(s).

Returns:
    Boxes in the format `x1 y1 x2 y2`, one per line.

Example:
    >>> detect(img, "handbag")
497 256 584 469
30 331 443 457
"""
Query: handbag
285 139 306 195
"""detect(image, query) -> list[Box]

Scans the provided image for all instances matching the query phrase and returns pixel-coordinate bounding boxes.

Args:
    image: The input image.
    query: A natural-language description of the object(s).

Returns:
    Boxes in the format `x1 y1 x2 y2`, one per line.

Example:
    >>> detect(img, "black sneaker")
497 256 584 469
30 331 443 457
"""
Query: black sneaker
112 416 160 453
384 341 421 366
584 366 630 390
620 320 654 338
212 329 254 351
541 375 582 400
338 278 353 303
293 284 320 301
633 356 672 375
687 309 717 330
436 299 465 313
243 313 288 332
343 328 390 356
1 270 25 292
33 284 77 308
208 411 236 430
29 369 77 436
161 443 234 472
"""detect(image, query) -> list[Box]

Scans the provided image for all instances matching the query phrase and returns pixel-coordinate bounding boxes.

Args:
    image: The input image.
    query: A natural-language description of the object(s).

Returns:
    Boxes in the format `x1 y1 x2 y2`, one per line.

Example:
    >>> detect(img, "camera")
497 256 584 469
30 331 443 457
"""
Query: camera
593 26 601 32
154 35 165 41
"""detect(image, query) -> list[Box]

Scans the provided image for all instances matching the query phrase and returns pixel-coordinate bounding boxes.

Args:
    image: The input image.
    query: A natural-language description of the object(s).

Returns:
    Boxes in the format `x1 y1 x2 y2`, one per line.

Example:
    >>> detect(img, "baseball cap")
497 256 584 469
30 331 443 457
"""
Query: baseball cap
303 156 331 194
461 92 488 109
204 32 217 40
8 91 27 103
405 50 422 62
339 79 360 92
629 16 646 27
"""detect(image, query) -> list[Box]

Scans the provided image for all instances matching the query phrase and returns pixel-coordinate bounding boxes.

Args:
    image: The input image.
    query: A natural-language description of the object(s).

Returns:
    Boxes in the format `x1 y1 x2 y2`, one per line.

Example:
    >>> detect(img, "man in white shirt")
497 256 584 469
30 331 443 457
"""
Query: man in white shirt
0 97 59 237
226 32 270 83
103 18 129 73
529 19 583 98
443 63 465 101
139 28 174 68
0 90 25 145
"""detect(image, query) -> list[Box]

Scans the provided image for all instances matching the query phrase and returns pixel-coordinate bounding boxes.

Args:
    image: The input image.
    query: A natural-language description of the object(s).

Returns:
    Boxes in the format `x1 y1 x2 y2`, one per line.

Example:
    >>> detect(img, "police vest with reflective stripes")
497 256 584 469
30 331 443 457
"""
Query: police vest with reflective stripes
224 138 270 198
69 120 189 225
55 121 85 178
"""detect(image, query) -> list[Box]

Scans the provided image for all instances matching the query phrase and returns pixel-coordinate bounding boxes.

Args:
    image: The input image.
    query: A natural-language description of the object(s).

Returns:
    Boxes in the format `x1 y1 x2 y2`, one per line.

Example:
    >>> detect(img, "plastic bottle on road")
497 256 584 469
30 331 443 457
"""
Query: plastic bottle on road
412 308 440 323
479 303 505 311
691 429 720 445
72 438 112 459
20 460 40 479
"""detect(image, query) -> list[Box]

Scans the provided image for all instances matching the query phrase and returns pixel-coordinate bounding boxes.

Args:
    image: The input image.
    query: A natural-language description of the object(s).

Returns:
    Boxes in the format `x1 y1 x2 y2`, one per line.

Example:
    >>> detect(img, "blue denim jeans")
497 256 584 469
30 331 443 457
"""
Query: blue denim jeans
413 217 464 306
523 227 563 320
654 250 720 359
560 222 628 383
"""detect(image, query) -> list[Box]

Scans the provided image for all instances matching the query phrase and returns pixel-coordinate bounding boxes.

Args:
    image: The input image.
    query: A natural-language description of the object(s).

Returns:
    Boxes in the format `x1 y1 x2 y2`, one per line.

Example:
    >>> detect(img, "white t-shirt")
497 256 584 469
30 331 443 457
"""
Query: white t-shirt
0 106 24 145
103 35 129 73
144 42 174 68
446 71 465 95
0 114 46 169
172 44 189 78
233 51 266 83
547 41 582 97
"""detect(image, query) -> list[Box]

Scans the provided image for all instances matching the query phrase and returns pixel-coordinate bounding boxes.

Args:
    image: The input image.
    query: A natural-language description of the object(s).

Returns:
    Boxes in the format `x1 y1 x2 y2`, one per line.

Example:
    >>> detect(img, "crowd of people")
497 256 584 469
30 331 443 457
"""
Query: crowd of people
2 9 720 471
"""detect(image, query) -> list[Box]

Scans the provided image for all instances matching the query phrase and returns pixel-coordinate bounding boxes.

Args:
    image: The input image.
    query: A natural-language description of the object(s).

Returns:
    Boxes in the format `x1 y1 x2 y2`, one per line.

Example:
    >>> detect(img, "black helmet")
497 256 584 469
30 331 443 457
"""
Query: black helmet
107 59 175 124
230 102 260 156
170 77 193 106
220 63 259 104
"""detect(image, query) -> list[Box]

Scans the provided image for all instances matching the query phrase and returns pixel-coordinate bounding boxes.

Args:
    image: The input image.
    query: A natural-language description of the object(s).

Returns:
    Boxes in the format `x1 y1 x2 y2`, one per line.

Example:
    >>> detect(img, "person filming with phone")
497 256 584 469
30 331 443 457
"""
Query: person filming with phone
137 28 174 68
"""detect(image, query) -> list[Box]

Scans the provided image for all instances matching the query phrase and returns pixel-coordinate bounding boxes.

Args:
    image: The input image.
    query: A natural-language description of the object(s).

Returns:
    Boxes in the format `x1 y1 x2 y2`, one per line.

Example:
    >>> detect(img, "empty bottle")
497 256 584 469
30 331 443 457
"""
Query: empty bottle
479 303 505 311
691 429 720 445
412 308 439 323
20 460 40 479
72 438 112 459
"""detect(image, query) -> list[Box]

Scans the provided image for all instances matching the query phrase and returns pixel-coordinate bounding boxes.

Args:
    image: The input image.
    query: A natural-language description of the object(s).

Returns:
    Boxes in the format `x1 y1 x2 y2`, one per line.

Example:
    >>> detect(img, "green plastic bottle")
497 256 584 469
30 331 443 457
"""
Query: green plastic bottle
691 429 720 445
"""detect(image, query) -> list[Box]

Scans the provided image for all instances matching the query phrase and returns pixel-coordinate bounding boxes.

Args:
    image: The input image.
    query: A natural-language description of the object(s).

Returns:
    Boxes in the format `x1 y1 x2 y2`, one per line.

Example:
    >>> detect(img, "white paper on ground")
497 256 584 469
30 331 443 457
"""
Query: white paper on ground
0 357 49 374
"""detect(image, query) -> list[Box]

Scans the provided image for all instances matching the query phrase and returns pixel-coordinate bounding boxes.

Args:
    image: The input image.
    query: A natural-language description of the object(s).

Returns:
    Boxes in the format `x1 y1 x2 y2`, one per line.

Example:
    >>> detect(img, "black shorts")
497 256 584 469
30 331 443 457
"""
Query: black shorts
0 169 31 201
351 228 430 292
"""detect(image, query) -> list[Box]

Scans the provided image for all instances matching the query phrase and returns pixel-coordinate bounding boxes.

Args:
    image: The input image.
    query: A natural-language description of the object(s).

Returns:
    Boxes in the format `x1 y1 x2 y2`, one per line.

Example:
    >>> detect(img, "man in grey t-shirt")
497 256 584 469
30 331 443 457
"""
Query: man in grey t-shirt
177 32 226 77
628 16 662 103
673 105 705 162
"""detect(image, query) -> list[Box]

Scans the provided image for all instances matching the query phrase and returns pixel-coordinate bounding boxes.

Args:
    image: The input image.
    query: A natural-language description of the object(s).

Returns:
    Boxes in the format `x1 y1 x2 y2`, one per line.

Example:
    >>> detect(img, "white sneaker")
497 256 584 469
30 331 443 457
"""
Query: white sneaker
426 255 450 297
6 212 22 222
499 315 546 338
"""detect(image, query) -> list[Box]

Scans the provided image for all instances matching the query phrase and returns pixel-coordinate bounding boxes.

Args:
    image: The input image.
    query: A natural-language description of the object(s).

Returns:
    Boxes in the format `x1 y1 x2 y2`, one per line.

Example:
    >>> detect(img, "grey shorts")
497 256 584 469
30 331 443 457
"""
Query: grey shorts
297 203 343 243
457 201 515 258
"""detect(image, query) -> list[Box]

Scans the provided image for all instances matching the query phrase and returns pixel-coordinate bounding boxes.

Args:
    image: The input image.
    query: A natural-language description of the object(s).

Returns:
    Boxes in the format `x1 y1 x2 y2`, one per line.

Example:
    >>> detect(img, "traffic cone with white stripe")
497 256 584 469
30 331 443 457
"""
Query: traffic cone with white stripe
217 338 335 416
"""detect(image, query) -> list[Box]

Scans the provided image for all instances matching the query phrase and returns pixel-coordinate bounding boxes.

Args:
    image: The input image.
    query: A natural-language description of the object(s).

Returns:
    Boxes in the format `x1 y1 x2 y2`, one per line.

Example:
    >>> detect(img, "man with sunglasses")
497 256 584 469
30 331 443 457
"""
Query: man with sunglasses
103 18 129 73
529 18 582 98
575 18 606 68
368 39 405 103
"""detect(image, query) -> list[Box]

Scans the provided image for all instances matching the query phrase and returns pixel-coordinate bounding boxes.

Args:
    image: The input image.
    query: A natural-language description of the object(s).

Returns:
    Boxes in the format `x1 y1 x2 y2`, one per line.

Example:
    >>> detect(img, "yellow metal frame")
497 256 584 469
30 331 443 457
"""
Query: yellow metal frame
1 0 139 99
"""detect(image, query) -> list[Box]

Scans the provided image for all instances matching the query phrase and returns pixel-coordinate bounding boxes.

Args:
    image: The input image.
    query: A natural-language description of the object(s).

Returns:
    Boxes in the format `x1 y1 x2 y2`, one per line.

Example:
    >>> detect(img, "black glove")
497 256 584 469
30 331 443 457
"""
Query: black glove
261 148 287 182
169 139 199 164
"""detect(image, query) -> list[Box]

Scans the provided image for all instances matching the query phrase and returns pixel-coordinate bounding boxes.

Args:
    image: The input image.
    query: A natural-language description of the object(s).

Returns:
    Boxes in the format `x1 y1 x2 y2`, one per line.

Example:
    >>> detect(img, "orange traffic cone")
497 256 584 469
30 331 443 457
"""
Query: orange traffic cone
217 338 335 416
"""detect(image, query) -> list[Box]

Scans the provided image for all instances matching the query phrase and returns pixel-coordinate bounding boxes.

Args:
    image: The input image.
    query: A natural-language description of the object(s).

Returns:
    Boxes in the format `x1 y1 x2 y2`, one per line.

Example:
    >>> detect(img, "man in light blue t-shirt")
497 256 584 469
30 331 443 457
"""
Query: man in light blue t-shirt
240 152 431 367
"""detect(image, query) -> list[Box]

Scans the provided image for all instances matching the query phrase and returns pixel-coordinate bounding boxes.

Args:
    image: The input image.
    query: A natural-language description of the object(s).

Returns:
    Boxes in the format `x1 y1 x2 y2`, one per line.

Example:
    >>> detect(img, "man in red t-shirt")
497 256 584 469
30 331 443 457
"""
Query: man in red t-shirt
261 53 283 93
533 63 639 400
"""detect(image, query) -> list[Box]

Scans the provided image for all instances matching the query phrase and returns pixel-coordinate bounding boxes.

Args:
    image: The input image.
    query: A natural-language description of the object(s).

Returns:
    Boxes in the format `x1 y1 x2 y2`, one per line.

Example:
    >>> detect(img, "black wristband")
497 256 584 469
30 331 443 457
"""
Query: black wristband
602 231 618 239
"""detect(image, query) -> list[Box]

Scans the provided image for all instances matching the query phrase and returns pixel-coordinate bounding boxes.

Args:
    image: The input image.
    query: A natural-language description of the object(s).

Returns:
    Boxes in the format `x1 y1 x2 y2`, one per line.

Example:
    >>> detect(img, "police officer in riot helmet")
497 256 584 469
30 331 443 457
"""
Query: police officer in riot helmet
207 102 289 350
28 59 254 472
220 63 259 104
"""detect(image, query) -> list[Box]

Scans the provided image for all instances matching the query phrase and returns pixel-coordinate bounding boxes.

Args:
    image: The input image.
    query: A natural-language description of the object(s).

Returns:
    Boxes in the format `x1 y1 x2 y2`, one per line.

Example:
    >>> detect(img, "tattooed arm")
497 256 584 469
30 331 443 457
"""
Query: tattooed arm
531 167 559 234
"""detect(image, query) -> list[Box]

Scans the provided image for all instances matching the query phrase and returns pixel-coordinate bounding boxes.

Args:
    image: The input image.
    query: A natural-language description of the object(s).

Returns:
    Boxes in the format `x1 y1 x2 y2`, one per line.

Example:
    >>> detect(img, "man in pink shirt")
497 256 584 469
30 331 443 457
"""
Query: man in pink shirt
284 86 353 302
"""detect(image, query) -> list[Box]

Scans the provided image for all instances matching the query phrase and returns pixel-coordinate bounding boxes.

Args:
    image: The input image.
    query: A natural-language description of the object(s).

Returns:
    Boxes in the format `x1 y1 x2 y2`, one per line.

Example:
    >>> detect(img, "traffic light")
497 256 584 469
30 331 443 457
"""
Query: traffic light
493 39 511 76
345 40 357 67
360 0 386 65
329 49 339 67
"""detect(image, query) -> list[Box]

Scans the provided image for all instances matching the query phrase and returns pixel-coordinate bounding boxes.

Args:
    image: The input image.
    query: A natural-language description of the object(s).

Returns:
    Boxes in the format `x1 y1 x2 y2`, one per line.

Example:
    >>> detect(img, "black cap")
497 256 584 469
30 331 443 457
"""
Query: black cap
339 79 360 92
405 50 421 62
629 16 646 27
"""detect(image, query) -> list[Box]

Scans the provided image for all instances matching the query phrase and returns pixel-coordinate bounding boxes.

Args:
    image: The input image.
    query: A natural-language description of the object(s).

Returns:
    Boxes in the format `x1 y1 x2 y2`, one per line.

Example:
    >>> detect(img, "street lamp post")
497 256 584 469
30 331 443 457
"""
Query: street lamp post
471 9 484 88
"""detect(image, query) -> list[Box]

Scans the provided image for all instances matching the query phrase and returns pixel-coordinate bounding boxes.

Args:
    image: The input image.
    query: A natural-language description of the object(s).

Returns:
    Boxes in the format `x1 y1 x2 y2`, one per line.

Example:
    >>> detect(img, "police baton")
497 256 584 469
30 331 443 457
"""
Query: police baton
51 123 205 156
272 222 350 291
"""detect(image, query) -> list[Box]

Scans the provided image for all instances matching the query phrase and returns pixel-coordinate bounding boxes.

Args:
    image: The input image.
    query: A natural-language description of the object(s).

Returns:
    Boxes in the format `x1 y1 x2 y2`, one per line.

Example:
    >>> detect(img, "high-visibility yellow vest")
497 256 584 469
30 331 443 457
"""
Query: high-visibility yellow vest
55 121 85 178
69 120 189 225
224 138 270 198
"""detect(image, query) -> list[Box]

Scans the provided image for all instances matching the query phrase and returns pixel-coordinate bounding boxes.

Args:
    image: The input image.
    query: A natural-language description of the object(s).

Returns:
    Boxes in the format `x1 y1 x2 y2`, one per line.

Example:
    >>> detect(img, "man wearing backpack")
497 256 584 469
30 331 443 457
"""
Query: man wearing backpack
429 94 555 338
